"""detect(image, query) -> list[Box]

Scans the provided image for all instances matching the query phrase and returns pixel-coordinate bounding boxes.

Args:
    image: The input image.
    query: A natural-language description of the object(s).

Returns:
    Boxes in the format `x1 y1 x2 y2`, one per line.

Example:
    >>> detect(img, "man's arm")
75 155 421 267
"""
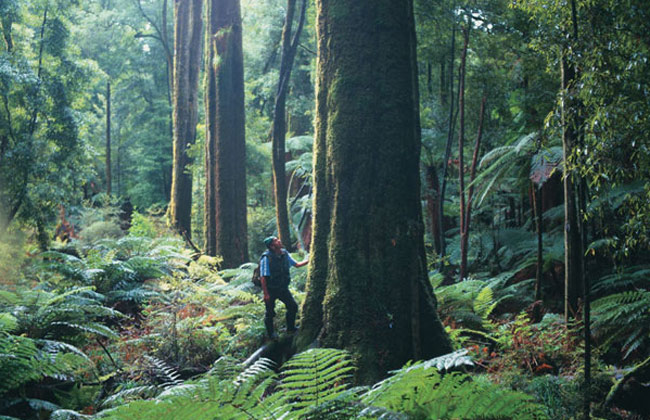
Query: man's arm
287 252 309 268
260 255 271 301
294 259 309 268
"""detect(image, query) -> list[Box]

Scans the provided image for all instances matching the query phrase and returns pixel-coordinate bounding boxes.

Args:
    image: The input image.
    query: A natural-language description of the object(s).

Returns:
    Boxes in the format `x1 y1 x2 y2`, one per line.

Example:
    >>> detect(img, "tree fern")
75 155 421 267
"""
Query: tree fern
273 348 355 418
0 333 89 396
362 357 547 419
592 289 650 358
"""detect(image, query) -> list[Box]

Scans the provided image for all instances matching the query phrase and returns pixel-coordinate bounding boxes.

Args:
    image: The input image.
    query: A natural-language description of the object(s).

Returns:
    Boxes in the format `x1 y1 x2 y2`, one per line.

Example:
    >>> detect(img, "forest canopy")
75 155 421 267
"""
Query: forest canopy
1 0 649 419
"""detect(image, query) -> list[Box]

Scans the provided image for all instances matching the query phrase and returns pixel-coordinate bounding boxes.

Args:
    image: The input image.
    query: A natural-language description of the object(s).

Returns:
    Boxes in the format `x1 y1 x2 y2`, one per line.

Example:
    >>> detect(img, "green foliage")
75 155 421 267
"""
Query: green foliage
0 286 104 417
276 348 354 417
0 286 121 342
128 212 156 238
0 0 93 232
592 290 650 359
0 332 88 397
361 356 547 419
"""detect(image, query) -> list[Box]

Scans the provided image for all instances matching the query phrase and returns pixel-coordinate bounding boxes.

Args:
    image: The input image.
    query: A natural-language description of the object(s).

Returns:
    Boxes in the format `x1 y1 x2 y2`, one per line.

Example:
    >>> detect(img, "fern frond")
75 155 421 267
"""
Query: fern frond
276 348 355 418
419 349 474 371
50 409 93 420
363 360 547 419
101 385 161 407
144 355 182 386
592 290 650 358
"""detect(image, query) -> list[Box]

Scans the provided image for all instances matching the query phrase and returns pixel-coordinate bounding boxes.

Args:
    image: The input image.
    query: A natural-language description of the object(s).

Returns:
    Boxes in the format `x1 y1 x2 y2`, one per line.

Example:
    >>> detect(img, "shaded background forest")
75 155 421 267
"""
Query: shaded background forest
1 0 649 419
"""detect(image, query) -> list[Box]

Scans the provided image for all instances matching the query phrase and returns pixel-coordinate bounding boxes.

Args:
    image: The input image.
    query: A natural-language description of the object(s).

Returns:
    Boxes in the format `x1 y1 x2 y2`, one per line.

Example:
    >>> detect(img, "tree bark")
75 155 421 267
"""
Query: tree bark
532 182 543 301
460 95 485 282
298 0 452 384
561 55 583 322
106 81 112 196
204 0 248 267
438 23 457 263
169 0 203 238
271 0 307 251
457 25 469 282
425 165 442 254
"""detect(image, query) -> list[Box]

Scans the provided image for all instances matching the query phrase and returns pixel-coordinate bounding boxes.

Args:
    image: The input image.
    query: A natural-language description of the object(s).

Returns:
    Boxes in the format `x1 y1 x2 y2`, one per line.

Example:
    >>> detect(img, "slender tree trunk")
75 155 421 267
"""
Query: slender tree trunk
425 165 442 254
460 95 486 281
565 1 591 416
271 0 307 251
533 182 543 301
438 23 457 263
116 139 121 196
439 60 447 107
106 81 112 196
204 0 248 267
562 56 583 322
298 0 451 384
1 9 14 52
169 0 203 238
457 25 469 282
2 4 47 231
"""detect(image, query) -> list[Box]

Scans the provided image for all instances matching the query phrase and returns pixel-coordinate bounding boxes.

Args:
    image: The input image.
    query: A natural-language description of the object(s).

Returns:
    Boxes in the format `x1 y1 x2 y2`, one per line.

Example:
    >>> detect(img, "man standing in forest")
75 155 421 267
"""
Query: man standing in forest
260 236 308 339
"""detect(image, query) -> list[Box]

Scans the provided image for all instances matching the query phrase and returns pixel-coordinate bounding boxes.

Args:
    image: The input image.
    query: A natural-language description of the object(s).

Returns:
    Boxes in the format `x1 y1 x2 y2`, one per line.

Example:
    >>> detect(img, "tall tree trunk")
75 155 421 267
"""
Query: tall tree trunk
271 0 307 251
425 165 442 254
169 0 203 238
204 0 248 267
116 139 121 196
460 95 486 281
533 182 543 301
1 8 14 52
562 54 583 322
298 0 452 384
457 25 469 282
438 23 457 263
106 81 112 195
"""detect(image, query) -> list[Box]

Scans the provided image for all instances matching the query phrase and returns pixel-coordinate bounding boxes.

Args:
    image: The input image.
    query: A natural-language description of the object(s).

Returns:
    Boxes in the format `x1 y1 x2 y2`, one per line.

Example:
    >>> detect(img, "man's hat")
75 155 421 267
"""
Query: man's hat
264 236 277 248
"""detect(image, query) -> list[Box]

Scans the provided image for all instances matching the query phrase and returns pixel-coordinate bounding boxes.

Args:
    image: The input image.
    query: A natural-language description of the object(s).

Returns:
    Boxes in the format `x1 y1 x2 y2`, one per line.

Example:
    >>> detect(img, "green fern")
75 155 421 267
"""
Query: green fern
0 333 89 396
274 348 355 418
592 289 650 358
362 357 548 419
593 265 650 294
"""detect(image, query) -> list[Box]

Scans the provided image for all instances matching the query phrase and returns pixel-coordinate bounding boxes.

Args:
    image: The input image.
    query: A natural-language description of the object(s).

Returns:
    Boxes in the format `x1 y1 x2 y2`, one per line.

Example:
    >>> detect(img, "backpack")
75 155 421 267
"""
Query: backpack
251 252 269 287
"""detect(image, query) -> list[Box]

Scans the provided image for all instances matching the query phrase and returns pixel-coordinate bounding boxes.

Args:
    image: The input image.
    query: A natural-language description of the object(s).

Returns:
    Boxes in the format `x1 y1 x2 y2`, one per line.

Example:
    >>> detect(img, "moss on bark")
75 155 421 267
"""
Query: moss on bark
297 0 452 384
169 0 203 238
203 0 248 267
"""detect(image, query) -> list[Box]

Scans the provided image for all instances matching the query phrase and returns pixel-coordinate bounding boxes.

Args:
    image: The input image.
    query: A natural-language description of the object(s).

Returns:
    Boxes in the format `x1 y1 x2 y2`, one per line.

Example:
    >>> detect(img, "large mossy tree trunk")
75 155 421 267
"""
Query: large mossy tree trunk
297 0 452 384
204 0 248 267
169 0 203 238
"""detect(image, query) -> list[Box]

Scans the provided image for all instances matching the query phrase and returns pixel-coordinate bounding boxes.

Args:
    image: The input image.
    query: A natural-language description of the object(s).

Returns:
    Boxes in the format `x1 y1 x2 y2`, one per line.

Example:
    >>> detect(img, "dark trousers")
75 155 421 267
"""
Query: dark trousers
264 287 298 336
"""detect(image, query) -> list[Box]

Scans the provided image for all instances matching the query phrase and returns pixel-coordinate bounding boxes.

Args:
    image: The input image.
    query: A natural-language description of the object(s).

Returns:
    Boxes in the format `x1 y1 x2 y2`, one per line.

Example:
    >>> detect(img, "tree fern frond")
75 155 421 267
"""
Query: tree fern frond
363 361 547 419
233 357 276 386
50 322 118 339
592 290 650 358
276 348 355 418
50 409 93 420
101 385 161 407
0 314 18 334
419 349 474 371
144 356 183 386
